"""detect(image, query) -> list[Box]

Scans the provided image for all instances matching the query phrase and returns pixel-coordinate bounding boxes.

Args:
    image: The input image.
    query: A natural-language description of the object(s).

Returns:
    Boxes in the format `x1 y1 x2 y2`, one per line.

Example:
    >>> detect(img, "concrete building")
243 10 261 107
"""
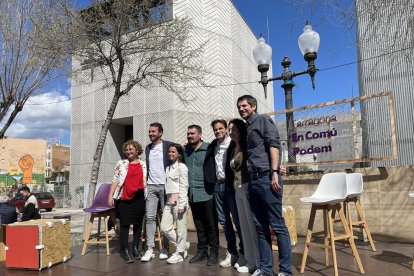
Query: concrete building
46 143 70 184
356 0 414 166
70 0 274 206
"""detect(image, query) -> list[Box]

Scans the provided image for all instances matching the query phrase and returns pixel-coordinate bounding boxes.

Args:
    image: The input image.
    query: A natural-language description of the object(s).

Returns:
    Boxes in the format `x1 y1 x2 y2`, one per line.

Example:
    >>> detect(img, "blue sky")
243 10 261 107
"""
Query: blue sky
2 0 357 145
232 0 358 110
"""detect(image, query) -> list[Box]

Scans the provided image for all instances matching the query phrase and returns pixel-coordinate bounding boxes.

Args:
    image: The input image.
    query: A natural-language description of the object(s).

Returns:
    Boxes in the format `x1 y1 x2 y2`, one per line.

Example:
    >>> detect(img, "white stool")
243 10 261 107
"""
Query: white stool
300 173 365 276
344 173 376 251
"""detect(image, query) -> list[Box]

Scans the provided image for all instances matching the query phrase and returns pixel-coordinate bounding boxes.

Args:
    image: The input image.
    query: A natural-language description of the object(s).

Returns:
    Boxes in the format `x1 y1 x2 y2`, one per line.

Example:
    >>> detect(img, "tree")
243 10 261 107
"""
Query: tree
65 0 205 228
0 0 70 138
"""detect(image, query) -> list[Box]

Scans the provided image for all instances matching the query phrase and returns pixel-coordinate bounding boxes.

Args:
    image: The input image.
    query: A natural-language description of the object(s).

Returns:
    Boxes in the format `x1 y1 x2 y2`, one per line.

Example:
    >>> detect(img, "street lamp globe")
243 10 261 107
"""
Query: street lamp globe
298 22 320 57
253 35 272 73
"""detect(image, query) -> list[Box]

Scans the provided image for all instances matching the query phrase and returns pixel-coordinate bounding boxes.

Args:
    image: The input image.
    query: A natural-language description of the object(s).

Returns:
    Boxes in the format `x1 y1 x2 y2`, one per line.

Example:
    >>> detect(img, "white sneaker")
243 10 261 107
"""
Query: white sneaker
252 269 263 276
237 265 249 273
159 248 169 260
237 263 256 273
220 251 232 267
141 248 155 262
167 252 184 264
234 254 247 268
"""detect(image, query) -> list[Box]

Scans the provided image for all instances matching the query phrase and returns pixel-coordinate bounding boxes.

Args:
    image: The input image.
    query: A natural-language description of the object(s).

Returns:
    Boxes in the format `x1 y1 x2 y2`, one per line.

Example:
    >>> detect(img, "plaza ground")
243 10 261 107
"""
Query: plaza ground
1 208 414 275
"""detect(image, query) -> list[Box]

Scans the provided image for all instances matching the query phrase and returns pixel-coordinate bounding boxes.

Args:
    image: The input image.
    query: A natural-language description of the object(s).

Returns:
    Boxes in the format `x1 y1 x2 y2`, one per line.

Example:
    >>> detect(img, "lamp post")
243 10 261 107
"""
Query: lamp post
253 22 320 166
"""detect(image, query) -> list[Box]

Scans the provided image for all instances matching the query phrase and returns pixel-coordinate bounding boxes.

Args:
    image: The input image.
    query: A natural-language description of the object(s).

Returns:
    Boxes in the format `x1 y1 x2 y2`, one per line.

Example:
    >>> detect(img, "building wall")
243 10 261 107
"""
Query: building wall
0 138 47 191
356 0 414 166
70 0 274 206
51 144 70 171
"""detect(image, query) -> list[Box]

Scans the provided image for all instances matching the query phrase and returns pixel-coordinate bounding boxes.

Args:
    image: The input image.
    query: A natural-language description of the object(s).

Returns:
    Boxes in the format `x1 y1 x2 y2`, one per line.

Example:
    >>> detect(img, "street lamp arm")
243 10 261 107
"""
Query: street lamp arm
291 69 309 78
267 75 283 82
265 67 314 82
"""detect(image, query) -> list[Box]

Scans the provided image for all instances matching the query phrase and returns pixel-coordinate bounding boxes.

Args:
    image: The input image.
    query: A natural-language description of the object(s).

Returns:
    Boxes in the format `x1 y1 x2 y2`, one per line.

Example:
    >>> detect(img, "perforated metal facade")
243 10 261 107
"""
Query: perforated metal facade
70 0 274 206
356 0 414 167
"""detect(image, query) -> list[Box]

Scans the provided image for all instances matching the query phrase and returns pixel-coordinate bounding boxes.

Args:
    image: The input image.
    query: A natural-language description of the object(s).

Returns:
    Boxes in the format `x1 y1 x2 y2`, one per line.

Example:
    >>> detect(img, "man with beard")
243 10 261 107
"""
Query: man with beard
184 125 219 266
237 95 292 276
141 122 173 261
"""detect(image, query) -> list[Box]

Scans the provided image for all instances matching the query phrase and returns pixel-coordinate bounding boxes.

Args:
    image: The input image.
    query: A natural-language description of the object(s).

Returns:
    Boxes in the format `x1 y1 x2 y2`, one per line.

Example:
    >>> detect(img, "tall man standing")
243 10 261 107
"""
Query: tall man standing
184 125 219 266
141 122 172 262
204 119 244 267
237 95 292 276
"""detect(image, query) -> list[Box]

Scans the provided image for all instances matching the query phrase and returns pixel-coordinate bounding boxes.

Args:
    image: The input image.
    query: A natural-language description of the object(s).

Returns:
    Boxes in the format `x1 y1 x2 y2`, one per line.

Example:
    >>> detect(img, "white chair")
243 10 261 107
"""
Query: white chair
409 192 414 270
344 173 376 251
300 173 365 276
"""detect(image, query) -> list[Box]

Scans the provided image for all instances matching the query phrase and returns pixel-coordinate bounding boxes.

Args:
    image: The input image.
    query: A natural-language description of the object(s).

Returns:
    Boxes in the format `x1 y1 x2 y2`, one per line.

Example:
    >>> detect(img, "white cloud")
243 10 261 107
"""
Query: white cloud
0 91 71 143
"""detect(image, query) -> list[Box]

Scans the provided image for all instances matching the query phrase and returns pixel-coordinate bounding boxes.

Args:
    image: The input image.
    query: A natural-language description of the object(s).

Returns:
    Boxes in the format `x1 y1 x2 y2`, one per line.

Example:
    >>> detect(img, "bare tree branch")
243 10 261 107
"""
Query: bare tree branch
0 0 71 137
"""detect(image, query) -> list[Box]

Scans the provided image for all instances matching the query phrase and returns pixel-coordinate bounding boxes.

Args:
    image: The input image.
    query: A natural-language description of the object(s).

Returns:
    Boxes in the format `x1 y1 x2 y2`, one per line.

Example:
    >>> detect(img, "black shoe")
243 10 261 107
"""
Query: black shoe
189 251 208 263
121 248 134 263
206 253 218 266
132 246 142 260
230 253 239 266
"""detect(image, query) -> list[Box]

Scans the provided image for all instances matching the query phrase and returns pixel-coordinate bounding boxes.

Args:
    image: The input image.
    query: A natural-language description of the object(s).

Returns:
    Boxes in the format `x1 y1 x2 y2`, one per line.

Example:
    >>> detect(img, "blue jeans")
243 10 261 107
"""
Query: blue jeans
248 172 292 276
214 182 243 255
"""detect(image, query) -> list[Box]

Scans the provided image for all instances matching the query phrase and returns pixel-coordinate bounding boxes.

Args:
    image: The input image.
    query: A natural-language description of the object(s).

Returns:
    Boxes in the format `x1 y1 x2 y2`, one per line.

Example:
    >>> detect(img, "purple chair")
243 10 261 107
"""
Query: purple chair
82 183 118 256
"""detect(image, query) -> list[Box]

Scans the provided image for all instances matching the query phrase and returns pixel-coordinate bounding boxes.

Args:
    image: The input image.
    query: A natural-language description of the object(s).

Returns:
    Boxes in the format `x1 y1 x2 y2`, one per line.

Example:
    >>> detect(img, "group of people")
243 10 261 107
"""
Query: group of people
107 95 292 276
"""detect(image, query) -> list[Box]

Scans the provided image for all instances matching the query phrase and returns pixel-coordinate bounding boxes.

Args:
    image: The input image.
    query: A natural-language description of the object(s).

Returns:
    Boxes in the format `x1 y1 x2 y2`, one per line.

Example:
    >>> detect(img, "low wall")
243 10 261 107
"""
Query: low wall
283 166 414 243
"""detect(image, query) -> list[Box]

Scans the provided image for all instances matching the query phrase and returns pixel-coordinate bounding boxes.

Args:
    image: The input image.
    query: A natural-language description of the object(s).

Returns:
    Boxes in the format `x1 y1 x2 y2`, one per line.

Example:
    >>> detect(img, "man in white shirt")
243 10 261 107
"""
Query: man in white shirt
204 119 244 267
141 123 173 262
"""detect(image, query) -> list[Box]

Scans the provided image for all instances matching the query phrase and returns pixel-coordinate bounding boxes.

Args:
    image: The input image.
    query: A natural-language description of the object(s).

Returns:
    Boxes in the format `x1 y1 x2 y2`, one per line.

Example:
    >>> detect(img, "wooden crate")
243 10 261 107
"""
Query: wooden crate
272 205 297 250
0 225 5 261
5 219 71 270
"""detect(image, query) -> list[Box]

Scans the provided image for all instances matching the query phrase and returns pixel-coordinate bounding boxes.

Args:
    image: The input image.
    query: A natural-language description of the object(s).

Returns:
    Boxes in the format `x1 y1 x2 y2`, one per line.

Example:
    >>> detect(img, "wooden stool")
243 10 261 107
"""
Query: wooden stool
409 192 414 269
344 197 376 251
300 173 365 276
81 183 119 256
82 209 118 256
344 173 376 251
300 203 365 276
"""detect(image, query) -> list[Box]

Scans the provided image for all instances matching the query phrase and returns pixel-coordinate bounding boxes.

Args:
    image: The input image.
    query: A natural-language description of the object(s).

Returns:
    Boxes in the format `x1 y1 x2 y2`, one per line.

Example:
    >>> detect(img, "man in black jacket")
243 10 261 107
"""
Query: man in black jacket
204 119 244 267
19 186 40 221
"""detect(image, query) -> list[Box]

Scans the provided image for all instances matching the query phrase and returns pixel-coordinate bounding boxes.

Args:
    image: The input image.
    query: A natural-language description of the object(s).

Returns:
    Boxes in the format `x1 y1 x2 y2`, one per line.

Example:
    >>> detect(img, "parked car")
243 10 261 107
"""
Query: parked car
8 192 56 212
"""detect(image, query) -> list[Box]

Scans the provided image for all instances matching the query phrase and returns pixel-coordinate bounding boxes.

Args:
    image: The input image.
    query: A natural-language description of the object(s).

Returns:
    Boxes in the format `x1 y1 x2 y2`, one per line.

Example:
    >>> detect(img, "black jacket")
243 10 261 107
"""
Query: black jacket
145 140 174 174
203 138 235 190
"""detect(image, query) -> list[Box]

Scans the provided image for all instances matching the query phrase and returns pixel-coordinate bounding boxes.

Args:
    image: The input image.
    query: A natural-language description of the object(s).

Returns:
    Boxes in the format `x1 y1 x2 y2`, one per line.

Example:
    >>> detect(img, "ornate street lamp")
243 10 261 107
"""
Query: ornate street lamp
253 22 320 166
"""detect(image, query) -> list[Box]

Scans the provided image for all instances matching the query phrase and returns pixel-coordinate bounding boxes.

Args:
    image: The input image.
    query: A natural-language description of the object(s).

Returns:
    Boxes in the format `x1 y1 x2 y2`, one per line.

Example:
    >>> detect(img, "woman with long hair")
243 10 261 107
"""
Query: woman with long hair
228 118 260 273
108 140 147 263
160 143 190 264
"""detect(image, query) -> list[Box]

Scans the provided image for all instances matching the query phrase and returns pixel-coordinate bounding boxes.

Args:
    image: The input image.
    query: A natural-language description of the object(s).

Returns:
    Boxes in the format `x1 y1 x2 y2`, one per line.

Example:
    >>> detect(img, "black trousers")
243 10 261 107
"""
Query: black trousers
120 224 143 250
190 198 219 254
117 191 145 250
